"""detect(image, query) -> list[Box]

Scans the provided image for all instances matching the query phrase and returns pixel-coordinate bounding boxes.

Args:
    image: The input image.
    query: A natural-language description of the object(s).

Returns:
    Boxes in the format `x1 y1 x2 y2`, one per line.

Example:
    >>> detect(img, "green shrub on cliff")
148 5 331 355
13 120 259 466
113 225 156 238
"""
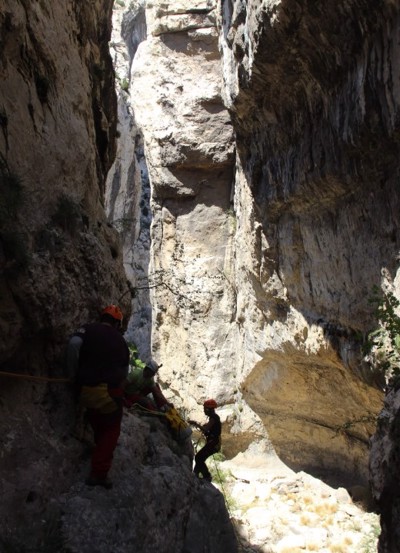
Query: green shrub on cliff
365 286 400 387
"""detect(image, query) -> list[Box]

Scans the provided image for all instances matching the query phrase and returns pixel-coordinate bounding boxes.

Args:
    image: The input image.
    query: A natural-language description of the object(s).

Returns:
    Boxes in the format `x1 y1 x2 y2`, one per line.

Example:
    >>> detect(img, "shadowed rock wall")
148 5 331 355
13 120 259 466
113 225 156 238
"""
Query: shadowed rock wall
215 0 400 481
370 385 400 552
0 0 131 374
222 0 400 329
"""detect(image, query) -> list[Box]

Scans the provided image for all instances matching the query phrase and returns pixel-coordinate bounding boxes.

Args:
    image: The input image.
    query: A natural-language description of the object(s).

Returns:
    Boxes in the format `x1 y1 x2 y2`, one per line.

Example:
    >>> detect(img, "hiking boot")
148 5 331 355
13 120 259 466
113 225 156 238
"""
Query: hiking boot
85 475 113 489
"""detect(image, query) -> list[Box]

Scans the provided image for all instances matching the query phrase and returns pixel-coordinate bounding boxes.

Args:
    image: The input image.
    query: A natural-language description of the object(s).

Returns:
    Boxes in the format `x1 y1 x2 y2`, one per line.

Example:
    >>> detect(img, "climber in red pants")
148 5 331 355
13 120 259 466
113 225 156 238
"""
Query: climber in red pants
66 305 130 489
85 407 122 483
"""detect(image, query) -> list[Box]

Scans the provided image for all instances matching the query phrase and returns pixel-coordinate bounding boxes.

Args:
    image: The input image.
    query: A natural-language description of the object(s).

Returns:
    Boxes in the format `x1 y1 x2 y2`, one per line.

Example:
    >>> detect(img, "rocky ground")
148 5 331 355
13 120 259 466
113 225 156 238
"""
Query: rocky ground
209 441 379 553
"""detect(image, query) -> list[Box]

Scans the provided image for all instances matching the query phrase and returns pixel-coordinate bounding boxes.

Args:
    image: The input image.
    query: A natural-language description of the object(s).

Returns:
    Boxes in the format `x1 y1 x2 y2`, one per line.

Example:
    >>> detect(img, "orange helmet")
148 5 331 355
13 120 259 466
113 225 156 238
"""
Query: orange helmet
203 399 218 409
102 305 123 321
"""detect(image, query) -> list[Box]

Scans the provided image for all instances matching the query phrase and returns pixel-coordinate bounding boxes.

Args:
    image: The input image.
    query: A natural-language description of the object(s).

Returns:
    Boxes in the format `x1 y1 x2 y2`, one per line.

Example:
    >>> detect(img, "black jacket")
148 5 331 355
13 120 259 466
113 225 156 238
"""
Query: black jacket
73 322 129 386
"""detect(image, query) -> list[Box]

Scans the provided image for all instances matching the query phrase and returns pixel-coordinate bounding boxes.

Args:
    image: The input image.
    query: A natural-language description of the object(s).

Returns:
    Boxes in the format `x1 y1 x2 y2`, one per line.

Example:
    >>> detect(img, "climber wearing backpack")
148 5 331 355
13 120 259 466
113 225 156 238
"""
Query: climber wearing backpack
66 305 130 489
189 399 221 482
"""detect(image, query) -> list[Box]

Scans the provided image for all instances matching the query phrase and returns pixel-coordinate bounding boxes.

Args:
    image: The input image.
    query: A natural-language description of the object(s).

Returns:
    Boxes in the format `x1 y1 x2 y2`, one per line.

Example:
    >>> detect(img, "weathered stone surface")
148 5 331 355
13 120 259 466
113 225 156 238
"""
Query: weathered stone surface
0 0 131 372
226 0 400 447
2 0 400 549
123 0 239 424
219 0 400 329
216 1 400 547
0 390 237 552
243 345 382 486
113 0 388 498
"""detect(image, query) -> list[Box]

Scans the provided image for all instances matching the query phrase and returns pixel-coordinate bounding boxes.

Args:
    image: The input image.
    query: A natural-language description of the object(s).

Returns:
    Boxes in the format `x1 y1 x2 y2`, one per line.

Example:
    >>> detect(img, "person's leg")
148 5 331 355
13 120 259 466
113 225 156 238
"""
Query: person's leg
86 408 122 487
124 392 158 411
194 442 215 480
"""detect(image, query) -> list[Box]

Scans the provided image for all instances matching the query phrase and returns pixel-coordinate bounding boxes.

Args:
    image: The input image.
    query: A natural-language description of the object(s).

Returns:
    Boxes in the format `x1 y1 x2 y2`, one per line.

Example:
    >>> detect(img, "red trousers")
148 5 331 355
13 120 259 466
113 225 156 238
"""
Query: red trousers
86 408 122 479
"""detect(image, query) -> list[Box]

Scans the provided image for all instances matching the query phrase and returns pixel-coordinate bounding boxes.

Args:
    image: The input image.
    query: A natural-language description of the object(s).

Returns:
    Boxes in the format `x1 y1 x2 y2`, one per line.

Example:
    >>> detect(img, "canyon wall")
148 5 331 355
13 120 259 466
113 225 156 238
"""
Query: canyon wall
0 0 132 374
113 0 397 493
218 6 400 541
217 0 400 485
1 0 399 550
0 3 236 551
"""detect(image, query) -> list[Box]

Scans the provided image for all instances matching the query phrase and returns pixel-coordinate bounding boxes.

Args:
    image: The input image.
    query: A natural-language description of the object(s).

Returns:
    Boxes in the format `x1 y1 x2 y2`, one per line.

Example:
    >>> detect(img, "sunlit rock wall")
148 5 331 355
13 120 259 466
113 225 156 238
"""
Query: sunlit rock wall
108 0 394 489
106 2 153 359
126 0 240 415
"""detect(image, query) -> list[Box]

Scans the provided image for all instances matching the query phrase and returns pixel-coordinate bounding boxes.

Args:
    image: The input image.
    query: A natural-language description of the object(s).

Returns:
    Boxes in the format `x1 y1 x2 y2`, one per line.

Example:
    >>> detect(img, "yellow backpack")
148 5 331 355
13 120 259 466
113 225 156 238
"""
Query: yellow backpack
164 407 193 442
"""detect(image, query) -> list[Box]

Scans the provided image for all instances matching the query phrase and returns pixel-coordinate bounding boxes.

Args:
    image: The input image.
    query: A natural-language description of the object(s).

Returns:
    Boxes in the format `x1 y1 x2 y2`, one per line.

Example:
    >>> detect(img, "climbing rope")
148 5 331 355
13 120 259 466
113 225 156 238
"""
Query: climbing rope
0 370 70 383
128 402 170 417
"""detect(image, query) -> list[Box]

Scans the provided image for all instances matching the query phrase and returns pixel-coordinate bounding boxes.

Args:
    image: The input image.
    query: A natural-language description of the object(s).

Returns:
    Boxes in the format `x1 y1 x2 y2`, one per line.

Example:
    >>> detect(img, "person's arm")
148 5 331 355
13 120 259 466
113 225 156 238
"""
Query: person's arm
201 418 215 435
188 419 202 430
151 382 172 410
188 418 214 434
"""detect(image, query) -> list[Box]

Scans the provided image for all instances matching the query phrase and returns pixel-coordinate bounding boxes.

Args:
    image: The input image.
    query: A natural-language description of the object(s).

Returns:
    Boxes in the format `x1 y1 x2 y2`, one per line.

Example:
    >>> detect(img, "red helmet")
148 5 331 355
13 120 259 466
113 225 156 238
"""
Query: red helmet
203 399 218 409
102 305 123 321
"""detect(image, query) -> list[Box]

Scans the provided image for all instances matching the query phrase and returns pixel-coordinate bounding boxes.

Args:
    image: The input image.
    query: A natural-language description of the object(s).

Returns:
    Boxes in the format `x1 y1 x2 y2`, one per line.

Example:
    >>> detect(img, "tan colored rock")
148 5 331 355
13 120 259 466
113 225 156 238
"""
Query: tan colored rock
127 0 238 415
105 0 389 495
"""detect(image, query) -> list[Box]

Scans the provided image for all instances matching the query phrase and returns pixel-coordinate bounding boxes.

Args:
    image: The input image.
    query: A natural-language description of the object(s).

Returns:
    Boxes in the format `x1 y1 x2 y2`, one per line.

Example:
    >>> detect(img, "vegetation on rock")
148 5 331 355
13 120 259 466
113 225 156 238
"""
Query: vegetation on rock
364 286 400 388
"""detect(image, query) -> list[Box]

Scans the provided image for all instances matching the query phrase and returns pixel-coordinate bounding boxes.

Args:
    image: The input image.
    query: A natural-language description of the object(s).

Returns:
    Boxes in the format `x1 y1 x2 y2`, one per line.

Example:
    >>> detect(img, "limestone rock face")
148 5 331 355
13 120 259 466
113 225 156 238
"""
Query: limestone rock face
218 0 400 546
111 0 391 493
219 0 400 335
0 0 131 373
217 0 398 481
0 385 237 552
124 0 239 416
0 4 238 553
